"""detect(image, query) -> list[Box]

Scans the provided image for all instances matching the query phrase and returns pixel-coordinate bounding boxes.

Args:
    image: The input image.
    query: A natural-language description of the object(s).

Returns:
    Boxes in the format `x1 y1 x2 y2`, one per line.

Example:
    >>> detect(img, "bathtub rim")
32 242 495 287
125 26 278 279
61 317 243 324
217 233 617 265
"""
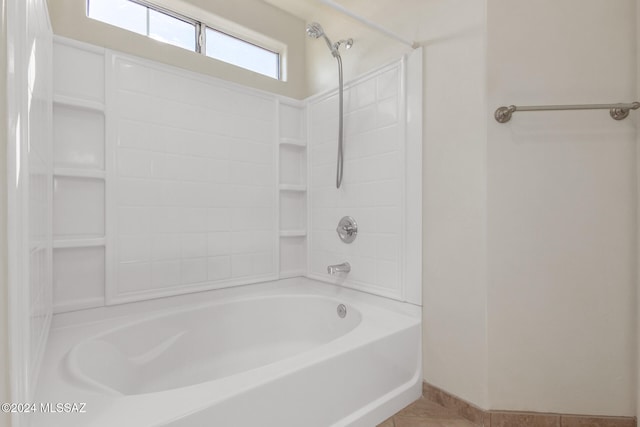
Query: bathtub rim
51 276 420 331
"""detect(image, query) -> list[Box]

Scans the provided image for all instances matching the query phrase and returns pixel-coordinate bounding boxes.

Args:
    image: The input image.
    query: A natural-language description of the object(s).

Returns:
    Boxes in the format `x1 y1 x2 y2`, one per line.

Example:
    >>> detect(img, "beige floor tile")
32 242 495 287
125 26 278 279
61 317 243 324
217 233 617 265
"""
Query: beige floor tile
393 416 477 427
560 416 636 427
377 417 395 427
491 412 560 427
397 398 463 419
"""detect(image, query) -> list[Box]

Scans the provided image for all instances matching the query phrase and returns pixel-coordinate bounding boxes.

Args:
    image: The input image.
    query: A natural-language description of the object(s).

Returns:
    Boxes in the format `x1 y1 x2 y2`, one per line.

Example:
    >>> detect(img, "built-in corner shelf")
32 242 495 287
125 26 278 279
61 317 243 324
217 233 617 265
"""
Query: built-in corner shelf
278 101 308 278
53 94 105 113
279 184 306 192
280 138 306 148
54 168 106 180
279 230 307 237
51 40 109 314
53 237 106 249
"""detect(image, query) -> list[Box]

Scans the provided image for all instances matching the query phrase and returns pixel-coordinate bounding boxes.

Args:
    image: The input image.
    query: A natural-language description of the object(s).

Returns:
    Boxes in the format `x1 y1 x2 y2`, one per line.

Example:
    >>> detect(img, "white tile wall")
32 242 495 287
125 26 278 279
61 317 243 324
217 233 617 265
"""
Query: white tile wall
6 0 53 411
109 55 277 303
49 40 421 311
308 62 405 300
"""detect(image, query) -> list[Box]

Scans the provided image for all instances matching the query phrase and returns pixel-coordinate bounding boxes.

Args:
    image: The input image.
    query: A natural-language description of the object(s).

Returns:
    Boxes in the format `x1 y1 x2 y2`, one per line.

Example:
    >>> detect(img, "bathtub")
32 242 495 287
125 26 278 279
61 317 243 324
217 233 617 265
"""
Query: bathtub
32 278 421 427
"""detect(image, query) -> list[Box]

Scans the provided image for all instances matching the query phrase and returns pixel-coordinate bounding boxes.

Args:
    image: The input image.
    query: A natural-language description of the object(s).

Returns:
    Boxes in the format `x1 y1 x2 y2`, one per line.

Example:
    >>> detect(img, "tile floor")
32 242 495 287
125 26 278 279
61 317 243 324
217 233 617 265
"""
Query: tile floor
378 397 477 427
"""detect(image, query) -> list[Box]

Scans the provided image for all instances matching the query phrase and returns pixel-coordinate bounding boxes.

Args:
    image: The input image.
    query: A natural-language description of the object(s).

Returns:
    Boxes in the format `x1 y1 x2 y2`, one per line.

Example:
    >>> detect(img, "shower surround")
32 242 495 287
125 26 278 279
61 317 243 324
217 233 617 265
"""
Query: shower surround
35 35 423 426
50 35 421 311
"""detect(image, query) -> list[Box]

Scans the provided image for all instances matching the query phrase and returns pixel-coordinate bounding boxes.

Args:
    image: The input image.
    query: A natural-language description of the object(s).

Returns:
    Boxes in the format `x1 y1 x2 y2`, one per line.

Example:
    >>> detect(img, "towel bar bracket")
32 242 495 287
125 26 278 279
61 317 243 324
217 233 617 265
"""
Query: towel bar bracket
495 105 517 123
610 106 633 121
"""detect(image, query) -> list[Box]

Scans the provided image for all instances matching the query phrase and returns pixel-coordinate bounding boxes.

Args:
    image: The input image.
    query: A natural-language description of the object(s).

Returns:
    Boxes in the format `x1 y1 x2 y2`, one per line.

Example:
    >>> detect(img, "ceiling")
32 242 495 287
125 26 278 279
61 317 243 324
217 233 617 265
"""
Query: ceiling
261 0 327 21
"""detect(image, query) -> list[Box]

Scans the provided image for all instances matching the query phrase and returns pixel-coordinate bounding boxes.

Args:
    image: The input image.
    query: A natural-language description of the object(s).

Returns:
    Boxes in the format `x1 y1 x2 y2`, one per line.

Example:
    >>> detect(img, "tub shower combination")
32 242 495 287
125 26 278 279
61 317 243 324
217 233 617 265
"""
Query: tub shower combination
33 20 423 427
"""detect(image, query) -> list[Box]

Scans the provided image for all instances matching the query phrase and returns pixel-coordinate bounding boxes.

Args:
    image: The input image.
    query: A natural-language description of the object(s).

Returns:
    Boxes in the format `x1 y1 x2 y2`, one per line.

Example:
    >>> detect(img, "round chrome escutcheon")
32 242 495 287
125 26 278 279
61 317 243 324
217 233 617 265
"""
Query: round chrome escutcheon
336 216 358 244
337 304 347 318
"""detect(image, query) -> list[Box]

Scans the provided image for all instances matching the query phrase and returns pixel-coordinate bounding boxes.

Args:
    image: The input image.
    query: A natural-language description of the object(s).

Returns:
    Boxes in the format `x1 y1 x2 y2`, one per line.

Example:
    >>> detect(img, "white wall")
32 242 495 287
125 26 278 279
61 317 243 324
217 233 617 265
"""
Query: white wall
418 2 489 409
5 0 53 424
486 0 637 415
46 0 307 99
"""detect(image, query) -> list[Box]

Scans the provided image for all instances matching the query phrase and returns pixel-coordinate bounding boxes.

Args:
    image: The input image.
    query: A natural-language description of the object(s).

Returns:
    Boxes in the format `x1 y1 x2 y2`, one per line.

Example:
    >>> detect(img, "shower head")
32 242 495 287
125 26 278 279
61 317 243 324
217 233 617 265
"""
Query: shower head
306 22 325 39
306 22 353 58
334 39 353 50
307 22 335 55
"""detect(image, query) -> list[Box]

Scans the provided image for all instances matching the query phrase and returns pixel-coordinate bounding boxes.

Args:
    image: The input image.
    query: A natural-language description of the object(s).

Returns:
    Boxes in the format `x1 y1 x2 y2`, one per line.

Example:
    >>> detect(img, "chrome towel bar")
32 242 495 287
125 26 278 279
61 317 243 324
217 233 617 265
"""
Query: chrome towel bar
494 102 640 123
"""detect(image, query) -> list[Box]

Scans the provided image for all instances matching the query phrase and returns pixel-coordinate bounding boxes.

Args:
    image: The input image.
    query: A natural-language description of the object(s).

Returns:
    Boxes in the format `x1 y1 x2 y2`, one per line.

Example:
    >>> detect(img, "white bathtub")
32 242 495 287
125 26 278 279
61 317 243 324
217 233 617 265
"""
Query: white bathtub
33 278 421 427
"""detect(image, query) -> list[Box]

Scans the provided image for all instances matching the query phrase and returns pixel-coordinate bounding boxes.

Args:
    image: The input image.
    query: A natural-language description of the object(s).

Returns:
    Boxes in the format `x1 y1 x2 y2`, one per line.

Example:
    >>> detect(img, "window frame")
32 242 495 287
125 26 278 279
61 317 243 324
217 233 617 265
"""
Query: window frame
86 0 282 80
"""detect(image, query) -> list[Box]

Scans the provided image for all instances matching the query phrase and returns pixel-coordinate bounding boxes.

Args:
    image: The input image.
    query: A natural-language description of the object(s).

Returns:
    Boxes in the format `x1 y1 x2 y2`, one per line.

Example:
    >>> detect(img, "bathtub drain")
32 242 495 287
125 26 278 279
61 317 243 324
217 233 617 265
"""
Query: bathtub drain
337 304 347 318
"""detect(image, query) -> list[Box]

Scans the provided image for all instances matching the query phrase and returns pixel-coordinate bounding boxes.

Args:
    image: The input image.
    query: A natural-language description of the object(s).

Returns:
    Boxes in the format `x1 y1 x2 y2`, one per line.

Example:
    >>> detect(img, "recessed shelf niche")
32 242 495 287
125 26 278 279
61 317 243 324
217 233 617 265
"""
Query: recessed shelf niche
53 103 105 170
278 101 307 278
52 37 107 312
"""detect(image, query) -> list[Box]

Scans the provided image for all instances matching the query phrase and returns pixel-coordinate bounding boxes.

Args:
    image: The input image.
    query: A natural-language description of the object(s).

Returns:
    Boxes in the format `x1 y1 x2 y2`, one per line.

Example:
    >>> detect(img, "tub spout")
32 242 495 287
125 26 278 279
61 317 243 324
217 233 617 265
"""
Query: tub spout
327 262 351 275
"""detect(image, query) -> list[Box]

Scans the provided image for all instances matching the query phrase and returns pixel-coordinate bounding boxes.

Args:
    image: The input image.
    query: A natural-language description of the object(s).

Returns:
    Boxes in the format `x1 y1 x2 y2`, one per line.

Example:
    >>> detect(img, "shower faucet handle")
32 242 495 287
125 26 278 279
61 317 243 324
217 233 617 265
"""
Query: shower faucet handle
336 216 357 244
337 223 355 233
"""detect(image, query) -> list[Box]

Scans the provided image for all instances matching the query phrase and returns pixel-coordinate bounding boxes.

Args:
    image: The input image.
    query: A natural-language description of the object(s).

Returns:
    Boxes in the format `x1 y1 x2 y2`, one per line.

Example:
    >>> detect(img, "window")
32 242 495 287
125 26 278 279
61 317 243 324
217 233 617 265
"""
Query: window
87 0 281 79
148 9 195 51
205 28 279 79
88 0 147 36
